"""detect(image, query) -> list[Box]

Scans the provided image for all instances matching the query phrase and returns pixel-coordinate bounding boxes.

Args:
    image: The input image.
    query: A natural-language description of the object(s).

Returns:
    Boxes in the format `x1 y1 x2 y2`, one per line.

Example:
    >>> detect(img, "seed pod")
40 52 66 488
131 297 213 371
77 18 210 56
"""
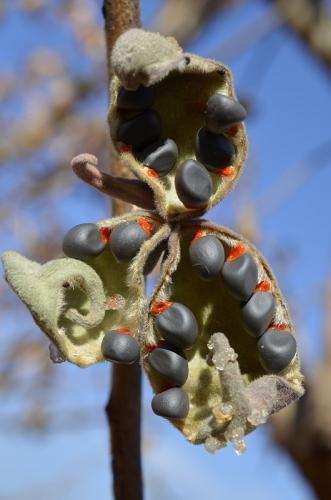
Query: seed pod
195 127 236 171
143 223 303 450
189 234 224 281
101 330 140 364
154 302 198 349
117 85 155 110
3 29 304 454
149 347 188 386
62 223 105 260
138 138 178 177
257 329 297 373
2 211 163 368
175 160 212 209
221 253 258 301
109 221 149 263
117 110 161 151
151 387 189 419
205 93 247 133
109 29 248 219
240 292 276 338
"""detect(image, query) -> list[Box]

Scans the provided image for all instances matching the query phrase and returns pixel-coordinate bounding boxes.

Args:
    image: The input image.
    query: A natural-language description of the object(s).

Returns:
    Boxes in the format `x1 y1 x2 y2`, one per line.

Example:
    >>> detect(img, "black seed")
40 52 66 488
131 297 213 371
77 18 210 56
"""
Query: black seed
101 331 140 364
117 85 155 110
221 253 258 301
138 138 178 176
62 223 105 259
195 127 235 171
175 159 212 209
155 302 198 349
189 235 224 281
151 387 189 419
109 222 148 262
149 347 188 386
205 93 247 133
117 110 161 151
240 292 276 338
257 329 297 373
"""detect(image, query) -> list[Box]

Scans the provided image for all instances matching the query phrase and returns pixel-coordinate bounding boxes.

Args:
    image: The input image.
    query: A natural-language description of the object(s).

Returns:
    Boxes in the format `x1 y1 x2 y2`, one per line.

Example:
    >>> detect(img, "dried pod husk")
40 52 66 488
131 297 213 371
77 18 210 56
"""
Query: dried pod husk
142 222 304 452
2 211 166 367
108 29 247 221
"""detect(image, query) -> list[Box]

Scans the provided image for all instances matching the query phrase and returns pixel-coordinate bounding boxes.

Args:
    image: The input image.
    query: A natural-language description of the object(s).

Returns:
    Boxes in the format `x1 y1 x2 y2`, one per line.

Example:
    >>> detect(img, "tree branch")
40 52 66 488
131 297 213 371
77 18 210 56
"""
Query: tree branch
273 0 331 73
102 2 143 499
271 265 331 499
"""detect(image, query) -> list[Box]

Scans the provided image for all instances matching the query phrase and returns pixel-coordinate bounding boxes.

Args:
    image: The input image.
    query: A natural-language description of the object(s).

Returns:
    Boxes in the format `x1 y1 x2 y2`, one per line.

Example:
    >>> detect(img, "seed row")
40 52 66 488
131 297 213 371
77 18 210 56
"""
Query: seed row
115 85 247 210
188 233 297 374
62 218 160 275
149 301 198 419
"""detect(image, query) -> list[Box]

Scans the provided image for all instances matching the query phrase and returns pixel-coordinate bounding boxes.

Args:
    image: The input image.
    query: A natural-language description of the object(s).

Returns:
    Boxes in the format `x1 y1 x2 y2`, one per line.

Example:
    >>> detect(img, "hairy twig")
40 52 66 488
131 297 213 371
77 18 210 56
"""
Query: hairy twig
102 1 143 499
71 153 155 210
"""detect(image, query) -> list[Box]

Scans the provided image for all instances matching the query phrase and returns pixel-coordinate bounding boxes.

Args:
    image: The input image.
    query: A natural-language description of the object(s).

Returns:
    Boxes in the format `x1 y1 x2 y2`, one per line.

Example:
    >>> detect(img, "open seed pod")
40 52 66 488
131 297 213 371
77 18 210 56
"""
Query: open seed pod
2 211 167 367
108 29 248 220
142 221 304 453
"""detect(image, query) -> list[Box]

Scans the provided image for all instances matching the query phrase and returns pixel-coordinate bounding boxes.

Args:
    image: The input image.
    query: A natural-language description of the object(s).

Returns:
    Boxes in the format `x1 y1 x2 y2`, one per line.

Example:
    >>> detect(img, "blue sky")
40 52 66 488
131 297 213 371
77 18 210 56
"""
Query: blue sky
2 0 331 498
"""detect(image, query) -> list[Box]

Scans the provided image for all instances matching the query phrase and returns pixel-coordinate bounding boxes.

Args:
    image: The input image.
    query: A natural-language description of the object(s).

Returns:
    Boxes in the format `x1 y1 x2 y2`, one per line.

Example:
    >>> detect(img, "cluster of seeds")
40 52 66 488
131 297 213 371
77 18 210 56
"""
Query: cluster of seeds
63 218 152 265
62 217 160 366
117 86 178 177
115 83 246 212
144 230 298 421
189 232 297 375
149 302 198 419
2 29 303 450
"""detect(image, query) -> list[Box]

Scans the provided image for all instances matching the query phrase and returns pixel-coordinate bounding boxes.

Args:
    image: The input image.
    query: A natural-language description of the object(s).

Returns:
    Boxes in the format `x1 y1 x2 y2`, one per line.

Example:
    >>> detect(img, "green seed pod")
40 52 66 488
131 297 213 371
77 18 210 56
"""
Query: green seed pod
1 27 304 455
143 222 303 453
2 211 165 367
108 29 247 220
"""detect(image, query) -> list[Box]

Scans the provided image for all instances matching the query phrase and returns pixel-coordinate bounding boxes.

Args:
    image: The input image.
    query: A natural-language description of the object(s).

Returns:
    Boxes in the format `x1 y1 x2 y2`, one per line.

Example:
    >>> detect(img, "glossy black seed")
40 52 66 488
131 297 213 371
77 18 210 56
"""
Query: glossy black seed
109 222 148 263
175 159 212 209
258 329 297 373
101 331 140 364
189 235 224 281
117 110 161 151
62 223 105 260
149 347 188 386
240 292 276 338
138 138 178 176
117 85 155 110
221 253 258 301
195 127 236 171
205 93 247 133
151 387 189 419
155 302 198 349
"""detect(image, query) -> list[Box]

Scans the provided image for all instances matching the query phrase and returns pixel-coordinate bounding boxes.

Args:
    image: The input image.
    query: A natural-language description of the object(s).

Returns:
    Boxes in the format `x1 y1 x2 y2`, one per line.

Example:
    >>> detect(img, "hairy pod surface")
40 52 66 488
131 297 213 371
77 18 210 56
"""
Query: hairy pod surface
108 29 248 220
2 212 165 367
143 222 303 452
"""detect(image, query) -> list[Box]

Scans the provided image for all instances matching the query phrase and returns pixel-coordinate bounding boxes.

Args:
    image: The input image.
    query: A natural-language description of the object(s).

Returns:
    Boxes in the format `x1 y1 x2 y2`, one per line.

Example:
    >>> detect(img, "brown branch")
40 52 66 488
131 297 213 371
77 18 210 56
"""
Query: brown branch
103 0 141 79
102 2 143 500
274 0 331 72
271 264 331 499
